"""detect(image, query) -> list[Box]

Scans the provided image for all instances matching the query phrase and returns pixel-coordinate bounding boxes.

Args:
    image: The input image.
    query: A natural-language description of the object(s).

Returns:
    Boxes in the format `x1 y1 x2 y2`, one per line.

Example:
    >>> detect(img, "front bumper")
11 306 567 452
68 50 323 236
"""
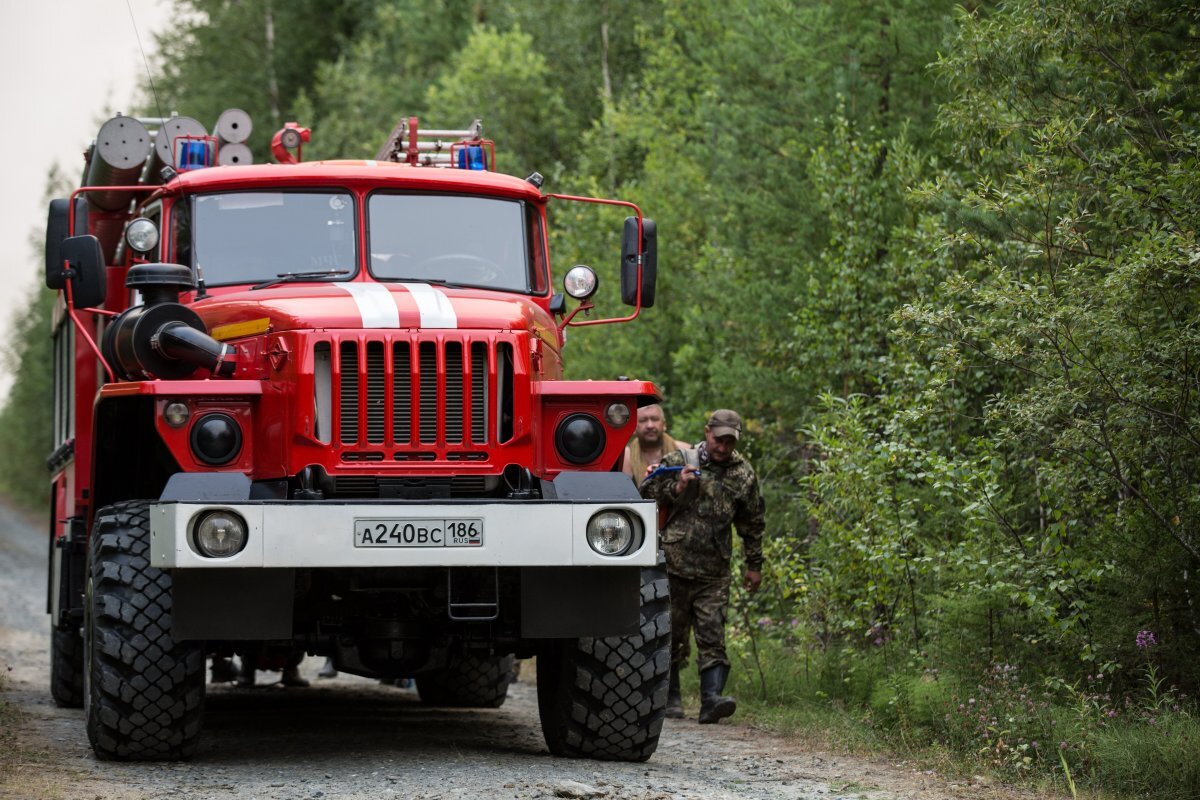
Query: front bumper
148 499 658 569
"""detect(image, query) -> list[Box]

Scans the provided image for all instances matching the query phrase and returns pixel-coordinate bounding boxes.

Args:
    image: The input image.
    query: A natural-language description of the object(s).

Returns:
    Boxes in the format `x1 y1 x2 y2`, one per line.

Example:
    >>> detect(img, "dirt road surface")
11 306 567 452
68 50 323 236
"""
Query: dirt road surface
1 500 1043 800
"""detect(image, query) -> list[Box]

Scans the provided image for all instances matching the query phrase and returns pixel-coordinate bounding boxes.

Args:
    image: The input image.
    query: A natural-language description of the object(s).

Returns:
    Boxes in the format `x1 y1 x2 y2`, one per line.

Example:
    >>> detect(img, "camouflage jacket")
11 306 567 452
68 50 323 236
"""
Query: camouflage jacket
638 444 765 578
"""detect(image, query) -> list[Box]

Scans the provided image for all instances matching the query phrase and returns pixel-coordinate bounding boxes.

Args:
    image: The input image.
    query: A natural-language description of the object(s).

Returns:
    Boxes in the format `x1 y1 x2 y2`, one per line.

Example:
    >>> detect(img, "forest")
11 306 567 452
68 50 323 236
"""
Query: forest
2 2 1197 796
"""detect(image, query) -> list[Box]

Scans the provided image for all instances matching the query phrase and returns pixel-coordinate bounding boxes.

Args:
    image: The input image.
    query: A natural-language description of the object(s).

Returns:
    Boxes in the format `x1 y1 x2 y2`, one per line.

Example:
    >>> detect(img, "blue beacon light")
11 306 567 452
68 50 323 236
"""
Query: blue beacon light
457 145 486 170
178 140 213 170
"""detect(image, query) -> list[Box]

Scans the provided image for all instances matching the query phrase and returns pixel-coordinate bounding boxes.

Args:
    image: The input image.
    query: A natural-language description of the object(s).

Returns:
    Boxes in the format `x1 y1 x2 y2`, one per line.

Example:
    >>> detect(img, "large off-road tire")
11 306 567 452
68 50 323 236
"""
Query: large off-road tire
416 653 516 708
85 502 205 760
536 562 671 761
50 622 84 708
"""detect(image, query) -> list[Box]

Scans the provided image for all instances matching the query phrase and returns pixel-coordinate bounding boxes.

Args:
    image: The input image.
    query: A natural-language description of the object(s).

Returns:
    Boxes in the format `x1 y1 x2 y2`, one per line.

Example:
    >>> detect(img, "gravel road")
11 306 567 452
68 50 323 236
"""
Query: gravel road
1 499 1041 800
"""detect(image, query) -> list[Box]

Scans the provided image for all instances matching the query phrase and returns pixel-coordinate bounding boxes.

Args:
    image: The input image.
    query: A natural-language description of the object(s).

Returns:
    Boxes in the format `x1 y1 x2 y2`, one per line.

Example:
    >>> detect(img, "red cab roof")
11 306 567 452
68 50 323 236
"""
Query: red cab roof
172 159 545 202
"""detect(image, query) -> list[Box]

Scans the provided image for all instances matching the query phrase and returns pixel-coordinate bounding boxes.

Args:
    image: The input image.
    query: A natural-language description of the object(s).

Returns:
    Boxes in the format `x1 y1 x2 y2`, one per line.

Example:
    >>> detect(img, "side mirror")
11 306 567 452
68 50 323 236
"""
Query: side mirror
56 235 107 309
44 198 88 290
620 217 657 308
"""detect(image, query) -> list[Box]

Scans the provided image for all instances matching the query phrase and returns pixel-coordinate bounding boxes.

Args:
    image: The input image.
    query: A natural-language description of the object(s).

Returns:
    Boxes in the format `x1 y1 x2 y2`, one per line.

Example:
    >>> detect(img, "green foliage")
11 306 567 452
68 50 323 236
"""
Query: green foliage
0 166 73 509
151 0 376 157
894 0 1200 677
0 285 55 508
295 0 483 160
425 26 569 176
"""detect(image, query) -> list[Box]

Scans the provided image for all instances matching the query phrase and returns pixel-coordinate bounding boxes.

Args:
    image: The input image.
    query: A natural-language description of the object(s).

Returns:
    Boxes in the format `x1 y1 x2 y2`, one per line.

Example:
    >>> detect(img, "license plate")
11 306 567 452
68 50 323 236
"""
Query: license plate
354 518 483 548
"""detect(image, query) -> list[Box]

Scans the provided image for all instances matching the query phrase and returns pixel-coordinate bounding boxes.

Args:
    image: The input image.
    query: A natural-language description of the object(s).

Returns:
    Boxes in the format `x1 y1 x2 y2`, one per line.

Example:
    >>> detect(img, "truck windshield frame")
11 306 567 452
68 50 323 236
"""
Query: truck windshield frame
366 192 535 294
189 190 359 287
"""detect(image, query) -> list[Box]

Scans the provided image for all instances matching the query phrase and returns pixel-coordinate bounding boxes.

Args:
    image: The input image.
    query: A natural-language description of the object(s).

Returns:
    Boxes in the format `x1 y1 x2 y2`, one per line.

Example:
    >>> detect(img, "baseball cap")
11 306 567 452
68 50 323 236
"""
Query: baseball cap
706 409 742 440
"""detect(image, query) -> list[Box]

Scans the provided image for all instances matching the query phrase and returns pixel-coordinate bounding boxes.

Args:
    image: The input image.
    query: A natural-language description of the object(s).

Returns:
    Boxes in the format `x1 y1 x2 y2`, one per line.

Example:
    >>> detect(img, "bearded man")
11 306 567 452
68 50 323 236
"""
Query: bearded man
622 403 684 480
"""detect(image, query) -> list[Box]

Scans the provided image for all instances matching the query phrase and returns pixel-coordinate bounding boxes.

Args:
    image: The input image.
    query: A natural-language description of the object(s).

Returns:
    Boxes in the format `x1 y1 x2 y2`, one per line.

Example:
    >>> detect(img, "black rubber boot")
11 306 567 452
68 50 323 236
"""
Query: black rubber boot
665 664 684 719
698 664 736 724
281 663 310 687
210 656 238 684
236 656 256 687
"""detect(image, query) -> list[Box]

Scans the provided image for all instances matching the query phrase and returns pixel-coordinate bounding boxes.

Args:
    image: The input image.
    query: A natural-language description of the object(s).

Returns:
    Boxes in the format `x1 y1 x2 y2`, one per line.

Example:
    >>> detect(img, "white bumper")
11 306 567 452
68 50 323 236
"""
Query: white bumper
148 500 658 569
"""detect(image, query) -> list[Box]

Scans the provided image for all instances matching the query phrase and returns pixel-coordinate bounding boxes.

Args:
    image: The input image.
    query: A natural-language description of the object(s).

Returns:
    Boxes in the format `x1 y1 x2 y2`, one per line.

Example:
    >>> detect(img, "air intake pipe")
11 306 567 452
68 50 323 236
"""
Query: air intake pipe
101 263 236 380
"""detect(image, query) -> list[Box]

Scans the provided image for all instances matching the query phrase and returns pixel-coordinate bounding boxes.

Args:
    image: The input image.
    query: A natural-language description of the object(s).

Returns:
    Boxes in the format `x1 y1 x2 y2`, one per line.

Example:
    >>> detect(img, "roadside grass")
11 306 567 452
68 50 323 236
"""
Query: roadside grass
0 667 76 799
679 663 887 753
699 636 1198 800
1087 715 1200 799
0 669 17 751
0 670 36 795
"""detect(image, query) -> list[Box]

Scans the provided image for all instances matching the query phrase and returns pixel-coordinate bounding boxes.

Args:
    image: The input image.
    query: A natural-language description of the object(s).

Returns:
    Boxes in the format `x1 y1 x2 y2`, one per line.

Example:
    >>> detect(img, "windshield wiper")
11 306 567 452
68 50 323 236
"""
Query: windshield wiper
251 269 351 291
389 277 469 289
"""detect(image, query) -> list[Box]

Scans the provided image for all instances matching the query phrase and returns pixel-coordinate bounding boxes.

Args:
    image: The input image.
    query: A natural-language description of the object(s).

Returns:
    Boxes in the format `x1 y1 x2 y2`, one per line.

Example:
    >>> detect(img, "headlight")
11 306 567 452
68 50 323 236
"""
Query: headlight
190 413 242 465
563 265 598 299
193 510 248 558
555 413 605 464
163 401 190 428
124 217 159 253
586 510 634 556
604 402 631 427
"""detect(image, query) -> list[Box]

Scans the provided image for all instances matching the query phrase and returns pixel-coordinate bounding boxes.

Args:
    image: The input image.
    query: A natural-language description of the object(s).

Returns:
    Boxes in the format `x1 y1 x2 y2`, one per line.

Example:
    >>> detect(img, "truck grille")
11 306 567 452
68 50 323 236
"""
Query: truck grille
330 475 494 498
318 335 514 454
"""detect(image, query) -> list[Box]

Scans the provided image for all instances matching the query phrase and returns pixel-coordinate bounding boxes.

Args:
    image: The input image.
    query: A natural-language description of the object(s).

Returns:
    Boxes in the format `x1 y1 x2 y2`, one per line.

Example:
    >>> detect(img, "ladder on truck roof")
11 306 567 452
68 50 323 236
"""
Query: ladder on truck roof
375 116 493 170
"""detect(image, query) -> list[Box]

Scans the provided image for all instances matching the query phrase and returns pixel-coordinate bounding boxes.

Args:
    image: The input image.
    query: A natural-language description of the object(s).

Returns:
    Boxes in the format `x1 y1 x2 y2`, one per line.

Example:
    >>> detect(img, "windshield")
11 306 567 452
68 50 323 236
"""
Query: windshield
368 193 532 292
191 191 356 286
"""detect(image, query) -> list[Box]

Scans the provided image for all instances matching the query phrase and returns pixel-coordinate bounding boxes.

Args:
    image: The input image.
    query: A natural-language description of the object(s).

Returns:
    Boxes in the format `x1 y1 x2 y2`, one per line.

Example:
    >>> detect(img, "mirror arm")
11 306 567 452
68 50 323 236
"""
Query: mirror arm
545 192 646 326
566 300 643 328
557 299 596 332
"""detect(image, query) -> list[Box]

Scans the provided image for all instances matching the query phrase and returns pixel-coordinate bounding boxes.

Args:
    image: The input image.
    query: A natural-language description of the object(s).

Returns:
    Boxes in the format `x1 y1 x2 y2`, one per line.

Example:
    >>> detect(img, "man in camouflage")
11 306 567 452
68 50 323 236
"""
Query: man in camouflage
639 409 764 723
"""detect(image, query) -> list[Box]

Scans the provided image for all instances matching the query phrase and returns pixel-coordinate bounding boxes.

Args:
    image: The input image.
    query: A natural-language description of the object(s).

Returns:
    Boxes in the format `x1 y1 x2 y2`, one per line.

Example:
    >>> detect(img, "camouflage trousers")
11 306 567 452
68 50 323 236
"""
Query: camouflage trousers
668 572 731 672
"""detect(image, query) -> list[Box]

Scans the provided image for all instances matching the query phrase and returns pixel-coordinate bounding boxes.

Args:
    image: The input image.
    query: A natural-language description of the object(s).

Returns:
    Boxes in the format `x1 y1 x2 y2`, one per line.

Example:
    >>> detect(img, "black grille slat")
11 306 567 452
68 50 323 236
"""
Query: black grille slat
419 342 438 443
339 341 359 444
393 342 411 443
366 341 386 443
445 342 464 443
471 342 487 443
497 342 514 443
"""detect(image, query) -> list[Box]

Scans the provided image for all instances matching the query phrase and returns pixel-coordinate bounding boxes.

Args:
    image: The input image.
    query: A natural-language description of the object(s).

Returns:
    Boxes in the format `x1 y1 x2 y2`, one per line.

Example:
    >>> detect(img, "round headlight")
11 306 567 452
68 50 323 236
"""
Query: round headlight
164 401 190 428
190 413 242 465
605 402 631 427
563 265 598 300
124 217 159 254
555 413 605 464
586 511 634 556
193 510 247 558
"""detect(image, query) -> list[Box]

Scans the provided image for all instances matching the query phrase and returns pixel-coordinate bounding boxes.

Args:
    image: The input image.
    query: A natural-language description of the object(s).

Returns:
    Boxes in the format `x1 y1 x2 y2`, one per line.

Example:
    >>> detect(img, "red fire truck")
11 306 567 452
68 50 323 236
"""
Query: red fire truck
43 112 665 762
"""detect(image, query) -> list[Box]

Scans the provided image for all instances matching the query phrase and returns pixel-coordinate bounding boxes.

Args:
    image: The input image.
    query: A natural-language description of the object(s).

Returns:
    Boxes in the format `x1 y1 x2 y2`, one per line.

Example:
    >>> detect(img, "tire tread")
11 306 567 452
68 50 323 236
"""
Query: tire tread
538 564 671 761
86 501 204 761
416 654 515 708
50 623 85 708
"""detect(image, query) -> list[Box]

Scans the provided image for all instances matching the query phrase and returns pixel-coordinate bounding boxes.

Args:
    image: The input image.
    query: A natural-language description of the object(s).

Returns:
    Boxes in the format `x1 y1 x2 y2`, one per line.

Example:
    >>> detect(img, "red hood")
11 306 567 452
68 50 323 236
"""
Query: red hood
192 282 557 341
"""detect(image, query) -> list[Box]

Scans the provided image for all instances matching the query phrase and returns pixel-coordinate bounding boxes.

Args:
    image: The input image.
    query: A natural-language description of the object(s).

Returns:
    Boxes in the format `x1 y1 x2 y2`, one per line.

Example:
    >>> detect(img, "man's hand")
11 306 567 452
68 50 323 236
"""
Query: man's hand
673 465 699 496
743 569 762 593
